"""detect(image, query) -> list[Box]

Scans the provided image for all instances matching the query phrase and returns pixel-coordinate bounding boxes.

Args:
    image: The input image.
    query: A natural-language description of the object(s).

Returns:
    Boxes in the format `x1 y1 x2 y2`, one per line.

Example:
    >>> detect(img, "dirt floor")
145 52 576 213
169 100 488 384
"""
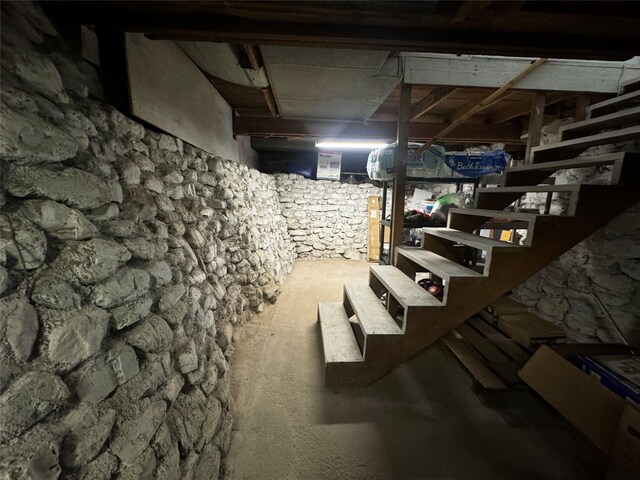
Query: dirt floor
226 259 604 480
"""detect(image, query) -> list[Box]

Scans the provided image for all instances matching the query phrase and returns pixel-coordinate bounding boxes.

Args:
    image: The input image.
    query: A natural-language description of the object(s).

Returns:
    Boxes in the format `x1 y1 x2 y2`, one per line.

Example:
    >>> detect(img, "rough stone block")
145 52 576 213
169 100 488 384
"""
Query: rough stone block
109 398 166 466
55 238 131 284
110 293 153 330
4 165 111 210
41 307 109 371
18 199 97 240
0 371 69 443
1 297 39 362
123 314 173 353
72 344 139 404
91 268 150 308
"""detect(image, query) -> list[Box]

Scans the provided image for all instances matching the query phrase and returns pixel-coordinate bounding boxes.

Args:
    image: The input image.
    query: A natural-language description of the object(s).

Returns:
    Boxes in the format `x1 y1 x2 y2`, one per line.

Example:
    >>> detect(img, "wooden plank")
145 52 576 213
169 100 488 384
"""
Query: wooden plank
407 58 546 160
318 302 363 364
370 265 441 308
424 227 521 250
468 317 530 362
404 55 640 92
525 92 546 164
410 87 458 121
477 184 580 194
390 82 411 260
396 247 482 279
261 87 279 117
559 106 640 141
442 333 507 390
344 284 402 336
530 126 640 163
455 324 512 363
125 33 239 161
574 94 590 122
490 92 567 123
367 196 381 262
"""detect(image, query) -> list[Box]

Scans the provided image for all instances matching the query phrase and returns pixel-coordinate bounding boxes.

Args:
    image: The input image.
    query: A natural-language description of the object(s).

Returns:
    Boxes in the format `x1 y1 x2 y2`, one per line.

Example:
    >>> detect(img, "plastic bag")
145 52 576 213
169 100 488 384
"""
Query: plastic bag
430 192 475 224
367 143 447 181
442 148 510 178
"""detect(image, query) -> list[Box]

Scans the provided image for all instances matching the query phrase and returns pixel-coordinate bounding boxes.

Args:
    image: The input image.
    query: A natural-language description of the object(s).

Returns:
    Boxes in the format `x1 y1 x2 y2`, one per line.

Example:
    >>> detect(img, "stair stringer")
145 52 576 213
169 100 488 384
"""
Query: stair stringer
348 183 640 386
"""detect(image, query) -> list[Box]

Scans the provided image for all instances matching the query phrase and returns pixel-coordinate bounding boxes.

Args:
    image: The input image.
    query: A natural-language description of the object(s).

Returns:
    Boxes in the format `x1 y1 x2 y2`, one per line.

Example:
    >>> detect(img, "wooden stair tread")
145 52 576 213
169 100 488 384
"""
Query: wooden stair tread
586 89 640 118
396 247 483 279
559 107 640 140
442 332 508 390
370 265 441 307
318 302 363 364
507 152 628 173
530 125 640 163
344 284 403 336
423 227 521 250
477 185 580 194
620 76 640 94
449 208 538 222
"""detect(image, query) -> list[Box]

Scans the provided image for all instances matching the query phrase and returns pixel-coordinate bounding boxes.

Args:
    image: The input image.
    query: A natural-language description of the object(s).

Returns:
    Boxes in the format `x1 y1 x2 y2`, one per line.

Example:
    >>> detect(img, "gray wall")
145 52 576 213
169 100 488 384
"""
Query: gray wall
0 3 294 477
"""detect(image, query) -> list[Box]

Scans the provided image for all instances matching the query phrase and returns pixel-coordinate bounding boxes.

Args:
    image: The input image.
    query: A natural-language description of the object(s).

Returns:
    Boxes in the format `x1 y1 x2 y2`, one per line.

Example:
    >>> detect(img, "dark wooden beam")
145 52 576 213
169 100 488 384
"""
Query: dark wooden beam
233 117 523 143
391 82 412 262
44 2 640 60
410 87 458 121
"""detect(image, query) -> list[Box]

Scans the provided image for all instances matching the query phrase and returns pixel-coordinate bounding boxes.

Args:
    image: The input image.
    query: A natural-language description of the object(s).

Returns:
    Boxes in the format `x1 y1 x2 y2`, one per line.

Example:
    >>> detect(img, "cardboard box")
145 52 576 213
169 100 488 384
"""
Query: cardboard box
575 355 640 404
519 345 637 456
607 402 640 480
497 312 566 348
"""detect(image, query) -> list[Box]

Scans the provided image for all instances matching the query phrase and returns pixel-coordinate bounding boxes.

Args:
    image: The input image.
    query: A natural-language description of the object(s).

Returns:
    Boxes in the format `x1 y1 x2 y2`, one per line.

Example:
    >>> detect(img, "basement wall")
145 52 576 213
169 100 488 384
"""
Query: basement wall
512 122 640 344
275 174 460 260
0 2 294 478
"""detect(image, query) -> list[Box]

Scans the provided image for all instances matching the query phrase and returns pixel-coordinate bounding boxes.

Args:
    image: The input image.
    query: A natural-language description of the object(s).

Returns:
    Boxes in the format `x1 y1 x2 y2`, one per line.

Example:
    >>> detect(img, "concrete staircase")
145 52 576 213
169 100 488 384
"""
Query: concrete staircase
318 84 640 388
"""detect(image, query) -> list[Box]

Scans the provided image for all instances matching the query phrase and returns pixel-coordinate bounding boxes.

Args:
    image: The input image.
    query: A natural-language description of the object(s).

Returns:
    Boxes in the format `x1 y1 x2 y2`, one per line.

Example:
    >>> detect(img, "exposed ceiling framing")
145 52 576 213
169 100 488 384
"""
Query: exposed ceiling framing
43 1 640 152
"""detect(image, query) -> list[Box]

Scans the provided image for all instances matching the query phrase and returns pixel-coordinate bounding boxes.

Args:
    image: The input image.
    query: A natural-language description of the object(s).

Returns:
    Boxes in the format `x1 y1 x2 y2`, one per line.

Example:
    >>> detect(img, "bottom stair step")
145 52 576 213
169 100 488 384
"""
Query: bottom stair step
318 302 363 364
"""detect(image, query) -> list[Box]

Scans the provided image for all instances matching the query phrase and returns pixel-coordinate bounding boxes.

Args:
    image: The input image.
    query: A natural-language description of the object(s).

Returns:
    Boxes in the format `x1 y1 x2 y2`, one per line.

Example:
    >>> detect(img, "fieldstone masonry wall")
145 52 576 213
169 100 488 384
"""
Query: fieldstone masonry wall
0 3 294 478
275 175 381 260
275 174 459 260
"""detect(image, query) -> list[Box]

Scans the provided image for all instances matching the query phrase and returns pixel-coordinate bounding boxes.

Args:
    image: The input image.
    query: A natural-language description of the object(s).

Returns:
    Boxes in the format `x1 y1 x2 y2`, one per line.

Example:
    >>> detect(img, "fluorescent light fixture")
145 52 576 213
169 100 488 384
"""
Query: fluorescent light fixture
315 139 389 150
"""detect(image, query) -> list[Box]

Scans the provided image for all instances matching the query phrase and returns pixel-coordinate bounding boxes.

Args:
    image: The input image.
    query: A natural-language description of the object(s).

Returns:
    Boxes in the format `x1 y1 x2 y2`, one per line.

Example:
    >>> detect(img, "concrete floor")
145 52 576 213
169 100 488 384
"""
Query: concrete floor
226 259 604 480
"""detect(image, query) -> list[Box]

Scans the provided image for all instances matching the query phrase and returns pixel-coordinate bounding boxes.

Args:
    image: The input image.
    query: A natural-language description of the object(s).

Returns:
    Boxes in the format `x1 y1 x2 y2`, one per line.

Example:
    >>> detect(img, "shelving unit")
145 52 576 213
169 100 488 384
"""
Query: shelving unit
378 176 481 264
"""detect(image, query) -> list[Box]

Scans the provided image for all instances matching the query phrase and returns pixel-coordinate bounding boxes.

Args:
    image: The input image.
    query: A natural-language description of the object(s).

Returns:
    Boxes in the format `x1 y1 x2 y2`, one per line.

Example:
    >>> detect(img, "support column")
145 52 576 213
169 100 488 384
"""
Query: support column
390 81 412 264
574 94 590 122
525 91 546 164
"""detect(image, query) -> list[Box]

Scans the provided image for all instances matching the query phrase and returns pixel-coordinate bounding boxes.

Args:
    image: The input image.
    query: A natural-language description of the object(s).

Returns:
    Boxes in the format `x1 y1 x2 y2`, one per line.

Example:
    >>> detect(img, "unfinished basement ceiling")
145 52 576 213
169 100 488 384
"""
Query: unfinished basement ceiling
260 45 401 121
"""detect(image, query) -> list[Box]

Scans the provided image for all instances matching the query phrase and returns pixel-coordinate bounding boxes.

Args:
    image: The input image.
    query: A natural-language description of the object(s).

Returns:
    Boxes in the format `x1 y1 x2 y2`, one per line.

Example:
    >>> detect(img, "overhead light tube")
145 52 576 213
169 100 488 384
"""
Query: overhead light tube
315 139 389 150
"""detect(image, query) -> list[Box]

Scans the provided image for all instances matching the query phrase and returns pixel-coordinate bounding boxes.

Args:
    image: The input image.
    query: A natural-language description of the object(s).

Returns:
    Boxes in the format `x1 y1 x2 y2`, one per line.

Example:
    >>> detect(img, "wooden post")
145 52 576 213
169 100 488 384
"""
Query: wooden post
525 91 546 164
390 81 412 264
574 94 590 122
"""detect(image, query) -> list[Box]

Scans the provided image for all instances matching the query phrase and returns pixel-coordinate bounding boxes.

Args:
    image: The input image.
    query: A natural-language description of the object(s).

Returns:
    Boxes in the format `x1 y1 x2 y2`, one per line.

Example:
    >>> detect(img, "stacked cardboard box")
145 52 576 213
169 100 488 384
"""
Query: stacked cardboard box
481 296 566 348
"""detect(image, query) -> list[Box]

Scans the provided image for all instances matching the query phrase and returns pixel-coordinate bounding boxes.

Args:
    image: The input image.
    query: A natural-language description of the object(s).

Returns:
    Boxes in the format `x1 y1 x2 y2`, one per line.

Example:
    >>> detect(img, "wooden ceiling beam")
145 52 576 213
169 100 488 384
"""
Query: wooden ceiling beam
410 87 459 121
44 2 640 60
233 117 522 143
447 91 519 123
490 92 569 123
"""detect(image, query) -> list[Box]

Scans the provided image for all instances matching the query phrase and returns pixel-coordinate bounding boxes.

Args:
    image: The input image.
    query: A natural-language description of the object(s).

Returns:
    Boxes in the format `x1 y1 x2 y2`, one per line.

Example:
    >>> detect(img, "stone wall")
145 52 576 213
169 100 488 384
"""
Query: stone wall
275 174 381 260
0 3 294 478
511 121 640 344
275 174 460 260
